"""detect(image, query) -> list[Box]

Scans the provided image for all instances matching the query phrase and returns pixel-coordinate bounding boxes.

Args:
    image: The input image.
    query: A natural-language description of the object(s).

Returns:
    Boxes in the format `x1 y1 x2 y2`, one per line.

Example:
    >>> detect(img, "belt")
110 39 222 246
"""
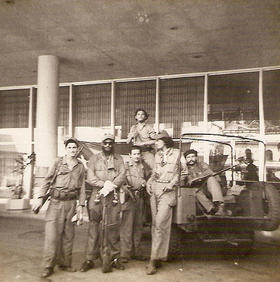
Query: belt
51 188 78 201
155 180 170 183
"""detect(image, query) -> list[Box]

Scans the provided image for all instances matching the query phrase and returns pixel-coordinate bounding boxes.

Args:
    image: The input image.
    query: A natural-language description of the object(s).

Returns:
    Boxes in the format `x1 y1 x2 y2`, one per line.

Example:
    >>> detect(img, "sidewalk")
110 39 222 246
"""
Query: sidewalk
0 205 90 222
0 206 46 221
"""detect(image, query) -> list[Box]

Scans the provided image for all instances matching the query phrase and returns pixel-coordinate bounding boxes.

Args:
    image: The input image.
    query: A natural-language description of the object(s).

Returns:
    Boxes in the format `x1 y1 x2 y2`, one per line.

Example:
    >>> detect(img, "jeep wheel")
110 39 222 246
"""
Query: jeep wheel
261 184 280 231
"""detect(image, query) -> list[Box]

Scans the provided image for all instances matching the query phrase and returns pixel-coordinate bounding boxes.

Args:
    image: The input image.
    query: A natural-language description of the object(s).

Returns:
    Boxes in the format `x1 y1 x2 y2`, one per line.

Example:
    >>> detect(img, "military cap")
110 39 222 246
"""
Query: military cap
102 133 115 142
184 149 198 158
64 137 79 147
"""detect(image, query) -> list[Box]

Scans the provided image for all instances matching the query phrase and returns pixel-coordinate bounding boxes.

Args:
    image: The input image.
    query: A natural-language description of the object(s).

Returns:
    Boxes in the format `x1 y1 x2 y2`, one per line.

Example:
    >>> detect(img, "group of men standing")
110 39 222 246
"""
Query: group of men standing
33 108 226 278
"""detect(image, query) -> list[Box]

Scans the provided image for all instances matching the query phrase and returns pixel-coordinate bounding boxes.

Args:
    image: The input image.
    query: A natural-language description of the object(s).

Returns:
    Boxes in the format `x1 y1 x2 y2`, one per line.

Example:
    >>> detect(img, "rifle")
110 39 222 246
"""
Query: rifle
124 163 138 202
100 195 112 273
33 158 62 214
187 164 239 187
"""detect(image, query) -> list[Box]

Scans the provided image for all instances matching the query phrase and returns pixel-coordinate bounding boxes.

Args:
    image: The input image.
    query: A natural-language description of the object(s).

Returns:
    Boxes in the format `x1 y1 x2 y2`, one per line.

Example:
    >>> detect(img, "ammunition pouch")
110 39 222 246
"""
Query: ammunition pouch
88 208 102 222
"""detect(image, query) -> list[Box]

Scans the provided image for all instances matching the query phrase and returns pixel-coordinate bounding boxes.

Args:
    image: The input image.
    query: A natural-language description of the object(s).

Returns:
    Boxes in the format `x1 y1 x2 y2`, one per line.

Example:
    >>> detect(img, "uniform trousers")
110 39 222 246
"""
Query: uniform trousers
196 176 224 212
43 199 76 268
120 195 144 258
150 182 176 261
85 192 121 261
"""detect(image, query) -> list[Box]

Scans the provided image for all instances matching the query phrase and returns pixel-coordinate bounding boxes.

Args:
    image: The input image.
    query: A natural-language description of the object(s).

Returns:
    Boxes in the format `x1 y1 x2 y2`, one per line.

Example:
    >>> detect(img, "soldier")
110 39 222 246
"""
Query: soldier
127 108 156 171
80 133 126 273
146 131 180 275
32 137 86 278
127 108 156 225
120 145 151 263
182 149 225 216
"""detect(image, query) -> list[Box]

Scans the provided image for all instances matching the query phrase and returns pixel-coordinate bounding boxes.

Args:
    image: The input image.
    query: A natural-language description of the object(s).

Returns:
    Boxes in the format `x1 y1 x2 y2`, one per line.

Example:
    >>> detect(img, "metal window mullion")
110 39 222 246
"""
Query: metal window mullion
69 84 73 136
203 74 208 131
26 87 35 199
258 69 266 181
111 81 115 135
28 87 34 150
155 77 160 133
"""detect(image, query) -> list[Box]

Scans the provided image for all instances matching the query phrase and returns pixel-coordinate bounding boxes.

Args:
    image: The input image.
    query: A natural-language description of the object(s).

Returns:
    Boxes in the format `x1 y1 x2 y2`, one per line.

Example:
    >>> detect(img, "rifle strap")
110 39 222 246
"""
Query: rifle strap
48 157 63 191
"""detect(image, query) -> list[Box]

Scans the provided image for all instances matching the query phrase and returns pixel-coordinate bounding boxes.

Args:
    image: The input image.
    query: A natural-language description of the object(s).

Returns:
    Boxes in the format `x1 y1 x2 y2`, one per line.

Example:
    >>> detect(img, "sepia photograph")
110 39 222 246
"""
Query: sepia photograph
0 1 280 281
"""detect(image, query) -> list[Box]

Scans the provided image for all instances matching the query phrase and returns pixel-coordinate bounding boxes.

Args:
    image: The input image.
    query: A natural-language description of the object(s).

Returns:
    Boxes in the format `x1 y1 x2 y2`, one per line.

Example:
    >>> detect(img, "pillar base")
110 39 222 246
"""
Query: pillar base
6 198 30 210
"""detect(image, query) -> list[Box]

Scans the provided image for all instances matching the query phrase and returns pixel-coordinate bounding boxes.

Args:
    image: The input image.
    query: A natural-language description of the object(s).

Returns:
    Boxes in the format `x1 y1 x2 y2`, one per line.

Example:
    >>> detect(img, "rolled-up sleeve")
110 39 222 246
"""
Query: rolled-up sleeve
87 155 105 188
39 159 59 198
78 166 86 206
112 157 126 188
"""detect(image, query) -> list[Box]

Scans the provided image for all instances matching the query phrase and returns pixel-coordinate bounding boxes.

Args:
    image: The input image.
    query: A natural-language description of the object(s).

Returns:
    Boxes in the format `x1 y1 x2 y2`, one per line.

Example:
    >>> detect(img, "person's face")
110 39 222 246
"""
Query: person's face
135 110 146 122
155 139 165 150
130 149 141 163
102 139 114 153
65 142 78 157
185 153 197 166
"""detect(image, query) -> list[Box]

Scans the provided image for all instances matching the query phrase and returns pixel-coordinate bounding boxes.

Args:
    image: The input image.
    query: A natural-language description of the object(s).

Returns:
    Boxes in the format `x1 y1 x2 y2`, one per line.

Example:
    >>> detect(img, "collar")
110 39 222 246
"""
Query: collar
128 159 143 167
62 156 78 166
136 122 146 129
161 148 172 156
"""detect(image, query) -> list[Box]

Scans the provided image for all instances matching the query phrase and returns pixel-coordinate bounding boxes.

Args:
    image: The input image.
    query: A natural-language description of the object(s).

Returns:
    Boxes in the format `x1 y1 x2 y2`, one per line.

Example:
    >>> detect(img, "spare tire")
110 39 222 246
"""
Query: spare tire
261 183 280 231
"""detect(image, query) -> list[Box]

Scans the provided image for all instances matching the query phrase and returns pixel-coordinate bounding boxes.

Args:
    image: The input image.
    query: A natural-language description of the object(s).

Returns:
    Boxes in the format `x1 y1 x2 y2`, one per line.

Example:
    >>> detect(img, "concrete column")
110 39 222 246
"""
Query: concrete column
35 55 59 167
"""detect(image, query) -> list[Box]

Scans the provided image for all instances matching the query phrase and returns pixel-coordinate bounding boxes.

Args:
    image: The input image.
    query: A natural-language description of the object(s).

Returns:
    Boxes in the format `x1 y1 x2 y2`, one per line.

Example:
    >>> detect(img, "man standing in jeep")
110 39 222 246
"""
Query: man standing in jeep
182 149 225 216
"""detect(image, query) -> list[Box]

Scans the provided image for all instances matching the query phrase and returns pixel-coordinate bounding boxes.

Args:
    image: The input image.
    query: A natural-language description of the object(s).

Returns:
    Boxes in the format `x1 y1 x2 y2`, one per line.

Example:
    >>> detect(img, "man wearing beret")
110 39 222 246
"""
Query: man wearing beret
181 149 225 216
33 137 86 278
80 133 126 273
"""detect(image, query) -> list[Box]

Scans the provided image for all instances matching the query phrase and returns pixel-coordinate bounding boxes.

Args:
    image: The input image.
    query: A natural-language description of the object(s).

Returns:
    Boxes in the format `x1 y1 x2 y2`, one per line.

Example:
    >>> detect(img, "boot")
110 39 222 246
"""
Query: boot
111 258 125 270
40 267 54 278
214 202 226 216
146 260 157 275
80 260 95 272
59 265 77 272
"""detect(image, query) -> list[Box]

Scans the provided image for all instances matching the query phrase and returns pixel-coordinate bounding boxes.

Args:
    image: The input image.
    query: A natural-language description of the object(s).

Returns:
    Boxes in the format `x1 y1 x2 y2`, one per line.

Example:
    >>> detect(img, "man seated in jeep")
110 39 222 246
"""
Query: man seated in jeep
181 149 226 216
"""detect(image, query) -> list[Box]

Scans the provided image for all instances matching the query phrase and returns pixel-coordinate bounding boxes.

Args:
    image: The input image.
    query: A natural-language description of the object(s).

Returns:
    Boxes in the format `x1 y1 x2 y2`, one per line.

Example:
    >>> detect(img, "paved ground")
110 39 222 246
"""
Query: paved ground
0 211 280 282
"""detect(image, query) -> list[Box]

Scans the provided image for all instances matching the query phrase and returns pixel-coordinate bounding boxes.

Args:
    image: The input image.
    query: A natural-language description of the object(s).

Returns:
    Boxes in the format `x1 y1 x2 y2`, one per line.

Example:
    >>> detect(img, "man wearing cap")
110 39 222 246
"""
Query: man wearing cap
146 131 180 275
80 133 126 273
33 137 86 278
182 149 225 216
120 145 151 263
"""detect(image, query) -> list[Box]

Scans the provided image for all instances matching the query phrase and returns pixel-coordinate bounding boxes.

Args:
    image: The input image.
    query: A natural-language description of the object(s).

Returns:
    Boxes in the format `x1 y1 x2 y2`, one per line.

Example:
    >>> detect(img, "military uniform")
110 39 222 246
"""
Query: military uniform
39 156 86 270
148 147 180 261
120 159 151 260
128 123 156 170
183 161 224 213
84 151 126 262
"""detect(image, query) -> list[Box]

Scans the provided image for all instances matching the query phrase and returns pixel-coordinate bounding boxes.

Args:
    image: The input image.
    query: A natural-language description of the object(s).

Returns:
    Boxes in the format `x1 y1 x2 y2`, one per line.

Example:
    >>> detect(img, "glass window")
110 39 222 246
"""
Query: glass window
263 70 280 134
73 84 111 142
159 77 204 137
115 80 156 140
58 86 69 127
0 89 29 128
208 72 259 134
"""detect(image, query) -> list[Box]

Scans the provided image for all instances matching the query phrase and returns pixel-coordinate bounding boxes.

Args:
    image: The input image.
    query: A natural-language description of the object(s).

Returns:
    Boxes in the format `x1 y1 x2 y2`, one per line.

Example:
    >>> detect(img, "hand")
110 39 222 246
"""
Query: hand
99 180 117 197
163 185 173 192
121 184 130 194
127 130 137 144
32 198 43 213
146 183 152 196
77 205 84 225
77 154 88 170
